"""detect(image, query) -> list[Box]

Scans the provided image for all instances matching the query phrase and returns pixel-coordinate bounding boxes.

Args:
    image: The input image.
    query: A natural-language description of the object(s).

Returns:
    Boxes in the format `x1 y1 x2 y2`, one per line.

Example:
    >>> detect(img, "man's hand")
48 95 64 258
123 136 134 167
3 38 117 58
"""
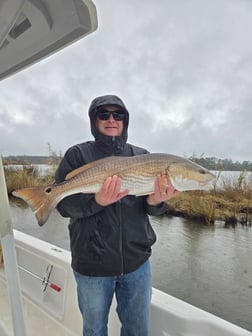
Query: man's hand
95 175 129 207
147 175 180 206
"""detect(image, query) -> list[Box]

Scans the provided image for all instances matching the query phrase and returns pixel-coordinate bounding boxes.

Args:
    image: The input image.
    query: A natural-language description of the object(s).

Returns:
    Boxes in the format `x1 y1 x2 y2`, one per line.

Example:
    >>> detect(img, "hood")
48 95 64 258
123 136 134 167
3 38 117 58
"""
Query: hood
88 95 129 155
88 94 129 139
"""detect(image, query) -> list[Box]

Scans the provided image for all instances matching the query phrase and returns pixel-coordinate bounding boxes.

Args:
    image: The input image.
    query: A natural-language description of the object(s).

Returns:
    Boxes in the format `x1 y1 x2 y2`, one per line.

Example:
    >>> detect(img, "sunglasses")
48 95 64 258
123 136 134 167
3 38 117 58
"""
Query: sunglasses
96 109 125 121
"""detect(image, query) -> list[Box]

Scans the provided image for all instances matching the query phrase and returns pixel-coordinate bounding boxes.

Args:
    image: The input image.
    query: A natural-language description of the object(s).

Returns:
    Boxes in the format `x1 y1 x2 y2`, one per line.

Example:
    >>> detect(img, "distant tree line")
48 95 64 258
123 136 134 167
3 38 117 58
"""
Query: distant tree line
3 153 252 171
3 155 49 165
3 155 62 166
3 143 62 166
189 155 252 171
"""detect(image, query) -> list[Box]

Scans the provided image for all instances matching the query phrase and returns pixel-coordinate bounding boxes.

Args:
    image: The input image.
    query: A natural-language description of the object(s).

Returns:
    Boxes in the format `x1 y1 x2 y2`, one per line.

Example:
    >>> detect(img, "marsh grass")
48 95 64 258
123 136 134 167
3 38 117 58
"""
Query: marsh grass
5 167 252 225
168 191 216 224
5 166 54 196
168 172 252 225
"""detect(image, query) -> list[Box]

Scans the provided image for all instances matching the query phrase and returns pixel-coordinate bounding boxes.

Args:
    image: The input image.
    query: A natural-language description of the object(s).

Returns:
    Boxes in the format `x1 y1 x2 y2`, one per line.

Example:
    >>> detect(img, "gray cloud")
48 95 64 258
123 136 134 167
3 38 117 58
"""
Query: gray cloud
1 0 252 161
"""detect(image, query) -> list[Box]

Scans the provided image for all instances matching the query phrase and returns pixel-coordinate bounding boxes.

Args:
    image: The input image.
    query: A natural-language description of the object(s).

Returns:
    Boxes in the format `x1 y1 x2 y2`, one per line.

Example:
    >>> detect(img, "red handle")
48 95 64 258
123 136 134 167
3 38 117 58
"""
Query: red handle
49 283 61 292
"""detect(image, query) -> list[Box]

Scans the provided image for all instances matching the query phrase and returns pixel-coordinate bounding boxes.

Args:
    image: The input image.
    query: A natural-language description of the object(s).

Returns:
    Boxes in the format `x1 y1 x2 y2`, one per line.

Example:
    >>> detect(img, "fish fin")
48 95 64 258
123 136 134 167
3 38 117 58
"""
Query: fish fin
66 156 123 180
12 185 57 226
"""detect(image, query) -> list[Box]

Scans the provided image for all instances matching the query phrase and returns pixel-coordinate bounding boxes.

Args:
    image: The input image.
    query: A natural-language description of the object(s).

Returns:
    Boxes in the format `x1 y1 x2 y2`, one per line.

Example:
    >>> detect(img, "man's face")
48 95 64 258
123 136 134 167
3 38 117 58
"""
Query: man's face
95 105 124 137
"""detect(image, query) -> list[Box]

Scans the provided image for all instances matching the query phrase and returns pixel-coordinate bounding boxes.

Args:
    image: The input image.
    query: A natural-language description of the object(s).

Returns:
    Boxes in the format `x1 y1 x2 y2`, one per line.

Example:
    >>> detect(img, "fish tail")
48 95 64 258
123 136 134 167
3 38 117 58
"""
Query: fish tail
12 185 57 226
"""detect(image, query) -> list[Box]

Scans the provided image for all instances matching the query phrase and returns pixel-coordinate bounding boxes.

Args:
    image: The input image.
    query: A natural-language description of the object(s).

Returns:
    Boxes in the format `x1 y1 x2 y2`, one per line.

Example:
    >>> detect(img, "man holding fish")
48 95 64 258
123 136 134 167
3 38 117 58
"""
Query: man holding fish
55 95 179 336
13 94 215 335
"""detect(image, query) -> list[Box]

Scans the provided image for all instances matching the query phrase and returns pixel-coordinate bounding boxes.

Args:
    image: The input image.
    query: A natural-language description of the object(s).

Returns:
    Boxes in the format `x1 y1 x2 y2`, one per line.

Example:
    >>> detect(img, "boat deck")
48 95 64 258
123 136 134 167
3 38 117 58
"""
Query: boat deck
1 231 252 336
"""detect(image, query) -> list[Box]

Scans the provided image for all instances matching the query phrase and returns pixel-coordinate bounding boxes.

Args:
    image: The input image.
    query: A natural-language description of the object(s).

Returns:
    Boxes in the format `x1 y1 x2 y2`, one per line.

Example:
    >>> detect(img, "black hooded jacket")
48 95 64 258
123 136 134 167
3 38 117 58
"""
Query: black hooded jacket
55 95 168 276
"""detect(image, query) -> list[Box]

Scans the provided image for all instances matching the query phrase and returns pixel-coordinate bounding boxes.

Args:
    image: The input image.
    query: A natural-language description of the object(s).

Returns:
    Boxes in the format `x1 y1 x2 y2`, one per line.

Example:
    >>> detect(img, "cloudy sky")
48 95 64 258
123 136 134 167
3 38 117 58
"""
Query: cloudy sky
1 0 252 162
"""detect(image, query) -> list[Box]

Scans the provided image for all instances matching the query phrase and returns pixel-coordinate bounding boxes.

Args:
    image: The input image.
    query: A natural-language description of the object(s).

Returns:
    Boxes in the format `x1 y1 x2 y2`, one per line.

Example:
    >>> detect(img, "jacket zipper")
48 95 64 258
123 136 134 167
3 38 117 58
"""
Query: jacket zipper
112 144 124 275
118 199 124 275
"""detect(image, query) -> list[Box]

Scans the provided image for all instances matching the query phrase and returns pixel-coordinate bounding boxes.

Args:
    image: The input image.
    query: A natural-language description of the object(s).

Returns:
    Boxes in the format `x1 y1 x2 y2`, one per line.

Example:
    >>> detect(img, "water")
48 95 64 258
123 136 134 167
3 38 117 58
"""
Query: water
9 203 252 332
213 170 252 189
150 216 252 332
5 164 54 177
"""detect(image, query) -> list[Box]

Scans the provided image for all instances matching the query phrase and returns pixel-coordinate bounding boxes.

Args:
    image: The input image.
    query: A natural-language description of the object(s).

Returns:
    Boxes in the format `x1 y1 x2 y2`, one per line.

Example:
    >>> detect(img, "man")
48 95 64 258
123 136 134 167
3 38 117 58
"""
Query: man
55 95 179 336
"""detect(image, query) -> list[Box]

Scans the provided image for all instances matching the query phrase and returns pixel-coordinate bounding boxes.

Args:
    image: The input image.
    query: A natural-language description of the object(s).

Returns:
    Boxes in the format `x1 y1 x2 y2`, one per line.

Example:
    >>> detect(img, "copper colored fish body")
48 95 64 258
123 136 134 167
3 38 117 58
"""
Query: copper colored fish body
12 153 216 226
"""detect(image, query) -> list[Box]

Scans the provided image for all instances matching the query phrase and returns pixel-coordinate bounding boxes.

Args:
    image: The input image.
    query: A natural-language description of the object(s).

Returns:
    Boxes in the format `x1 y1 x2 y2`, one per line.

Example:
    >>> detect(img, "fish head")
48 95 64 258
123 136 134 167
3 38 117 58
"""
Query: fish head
167 161 216 191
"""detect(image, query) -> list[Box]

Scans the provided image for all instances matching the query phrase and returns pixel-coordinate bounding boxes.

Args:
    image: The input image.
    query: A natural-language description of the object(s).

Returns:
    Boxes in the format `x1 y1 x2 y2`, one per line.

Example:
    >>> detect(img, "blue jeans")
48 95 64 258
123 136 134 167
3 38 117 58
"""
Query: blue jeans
74 260 152 336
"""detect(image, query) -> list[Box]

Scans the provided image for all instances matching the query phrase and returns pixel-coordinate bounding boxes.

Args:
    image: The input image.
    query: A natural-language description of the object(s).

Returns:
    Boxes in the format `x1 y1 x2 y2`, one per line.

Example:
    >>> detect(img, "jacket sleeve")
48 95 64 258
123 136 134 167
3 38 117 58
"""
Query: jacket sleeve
144 198 168 216
56 194 105 219
55 146 105 219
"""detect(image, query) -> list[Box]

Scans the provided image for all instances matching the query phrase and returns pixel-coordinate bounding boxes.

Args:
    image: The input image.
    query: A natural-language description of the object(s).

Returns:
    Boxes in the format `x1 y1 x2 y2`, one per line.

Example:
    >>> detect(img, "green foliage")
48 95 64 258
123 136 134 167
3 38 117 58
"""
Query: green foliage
189 154 252 171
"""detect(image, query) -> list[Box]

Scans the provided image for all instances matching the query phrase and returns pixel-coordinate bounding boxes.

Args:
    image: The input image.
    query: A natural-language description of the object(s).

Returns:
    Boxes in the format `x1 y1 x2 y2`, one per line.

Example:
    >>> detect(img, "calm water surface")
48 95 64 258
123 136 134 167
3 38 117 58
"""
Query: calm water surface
9 203 252 332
